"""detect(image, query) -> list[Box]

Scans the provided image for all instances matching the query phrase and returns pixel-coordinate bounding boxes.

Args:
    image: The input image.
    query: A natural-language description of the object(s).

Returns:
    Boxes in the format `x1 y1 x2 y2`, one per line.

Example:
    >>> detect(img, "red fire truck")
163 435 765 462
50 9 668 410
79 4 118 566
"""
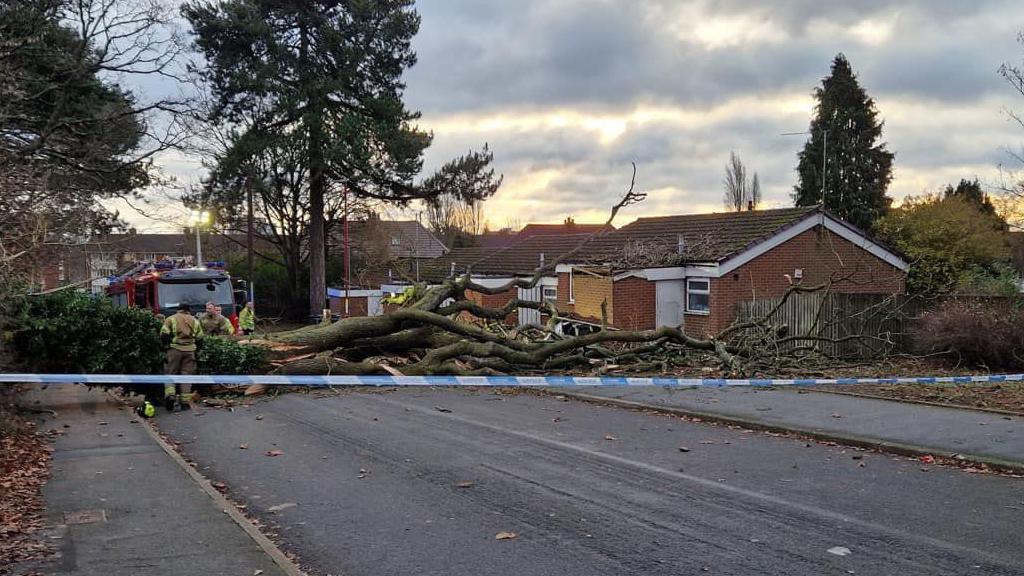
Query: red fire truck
106 259 246 331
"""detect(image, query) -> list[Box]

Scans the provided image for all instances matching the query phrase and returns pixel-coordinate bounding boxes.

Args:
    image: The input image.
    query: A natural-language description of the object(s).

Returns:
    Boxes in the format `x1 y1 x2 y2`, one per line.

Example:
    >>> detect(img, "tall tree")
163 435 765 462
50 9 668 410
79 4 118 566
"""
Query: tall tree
793 54 894 230
183 0 433 315
943 178 997 217
0 0 184 290
423 145 503 247
722 151 760 211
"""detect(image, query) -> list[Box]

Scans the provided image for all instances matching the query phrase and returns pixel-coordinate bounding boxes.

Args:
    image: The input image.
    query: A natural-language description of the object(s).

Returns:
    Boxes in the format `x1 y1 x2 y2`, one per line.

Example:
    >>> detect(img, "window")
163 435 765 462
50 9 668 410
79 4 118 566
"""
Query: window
390 236 401 246
542 286 557 302
686 278 710 314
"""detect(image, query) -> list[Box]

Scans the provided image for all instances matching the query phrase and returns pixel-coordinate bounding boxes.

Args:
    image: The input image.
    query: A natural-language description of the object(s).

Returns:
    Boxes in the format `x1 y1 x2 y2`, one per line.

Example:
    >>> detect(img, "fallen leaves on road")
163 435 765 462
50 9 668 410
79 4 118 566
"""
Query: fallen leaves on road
919 455 935 464
455 481 475 488
265 450 284 457
212 481 227 491
604 434 618 441
434 406 452 413
827 546 851 557
678 446 691 452
255 415 264 421
831 413 843 419
495 531 517 540
267 503 297 513
239 443 249 450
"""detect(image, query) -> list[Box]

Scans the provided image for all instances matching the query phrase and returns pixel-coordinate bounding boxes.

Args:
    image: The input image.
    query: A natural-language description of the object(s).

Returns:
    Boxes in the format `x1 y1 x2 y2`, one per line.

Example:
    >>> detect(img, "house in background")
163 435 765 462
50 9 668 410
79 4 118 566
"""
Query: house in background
61 233 256 293
555 206 908 334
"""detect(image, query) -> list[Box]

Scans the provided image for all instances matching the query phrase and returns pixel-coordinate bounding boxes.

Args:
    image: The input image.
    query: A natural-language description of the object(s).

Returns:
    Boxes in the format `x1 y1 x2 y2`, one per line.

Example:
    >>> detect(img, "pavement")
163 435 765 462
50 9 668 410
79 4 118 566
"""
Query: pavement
558 386 1024 469
153 387 1024 576
10 385 288 576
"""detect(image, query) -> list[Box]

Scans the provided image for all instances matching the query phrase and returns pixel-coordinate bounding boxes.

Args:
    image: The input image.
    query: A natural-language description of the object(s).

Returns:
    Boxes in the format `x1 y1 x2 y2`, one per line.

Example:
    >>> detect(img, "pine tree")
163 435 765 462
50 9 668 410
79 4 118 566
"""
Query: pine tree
183 0 432 315
793 54 894 230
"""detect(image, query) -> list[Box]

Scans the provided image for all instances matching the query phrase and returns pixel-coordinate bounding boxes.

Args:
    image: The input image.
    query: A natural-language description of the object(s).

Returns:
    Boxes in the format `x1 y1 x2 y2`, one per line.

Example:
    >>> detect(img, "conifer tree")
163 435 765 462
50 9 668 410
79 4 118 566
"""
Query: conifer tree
794 54 894 230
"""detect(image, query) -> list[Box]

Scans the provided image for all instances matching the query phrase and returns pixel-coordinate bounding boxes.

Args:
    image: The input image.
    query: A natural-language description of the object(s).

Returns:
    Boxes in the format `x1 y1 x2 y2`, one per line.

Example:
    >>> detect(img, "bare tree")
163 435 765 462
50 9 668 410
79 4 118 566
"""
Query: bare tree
723 151 761 211
0 0 189 293
422 145 502 247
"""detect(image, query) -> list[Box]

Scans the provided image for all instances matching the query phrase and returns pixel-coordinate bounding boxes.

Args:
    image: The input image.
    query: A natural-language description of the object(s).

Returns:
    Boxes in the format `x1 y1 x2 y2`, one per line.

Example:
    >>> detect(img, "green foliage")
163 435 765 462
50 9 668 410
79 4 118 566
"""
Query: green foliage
957 263 1021 297
196 336 265 375
793 54 894 230
10 291 164 374
224 252 297 316
876 195 1012 295
942 178 998 217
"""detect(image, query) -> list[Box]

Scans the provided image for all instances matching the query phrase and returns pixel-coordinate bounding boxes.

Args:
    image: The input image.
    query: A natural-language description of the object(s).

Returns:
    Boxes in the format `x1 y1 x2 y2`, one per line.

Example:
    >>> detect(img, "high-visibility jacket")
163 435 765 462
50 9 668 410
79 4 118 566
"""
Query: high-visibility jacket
239 307 256 330
161 312 204 352
199 312 234 336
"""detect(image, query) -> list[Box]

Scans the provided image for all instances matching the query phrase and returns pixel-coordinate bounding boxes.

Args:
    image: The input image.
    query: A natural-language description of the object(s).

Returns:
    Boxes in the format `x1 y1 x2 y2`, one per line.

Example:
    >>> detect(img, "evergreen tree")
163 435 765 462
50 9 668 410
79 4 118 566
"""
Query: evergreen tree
942 178 997 217
183 0 433 315
793 54 894 230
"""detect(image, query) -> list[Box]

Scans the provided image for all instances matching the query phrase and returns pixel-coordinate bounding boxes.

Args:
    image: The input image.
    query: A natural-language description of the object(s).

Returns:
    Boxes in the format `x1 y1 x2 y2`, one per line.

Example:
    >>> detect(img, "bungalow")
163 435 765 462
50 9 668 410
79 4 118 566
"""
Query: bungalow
555 206 908 335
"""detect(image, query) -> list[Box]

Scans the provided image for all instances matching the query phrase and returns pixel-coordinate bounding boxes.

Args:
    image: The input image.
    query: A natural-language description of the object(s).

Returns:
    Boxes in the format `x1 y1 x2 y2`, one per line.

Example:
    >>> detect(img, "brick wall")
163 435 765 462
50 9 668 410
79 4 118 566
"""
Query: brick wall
612 277 656 330
702 226 905 334
467 286 517 324
329 295 369 318
604 225 906 337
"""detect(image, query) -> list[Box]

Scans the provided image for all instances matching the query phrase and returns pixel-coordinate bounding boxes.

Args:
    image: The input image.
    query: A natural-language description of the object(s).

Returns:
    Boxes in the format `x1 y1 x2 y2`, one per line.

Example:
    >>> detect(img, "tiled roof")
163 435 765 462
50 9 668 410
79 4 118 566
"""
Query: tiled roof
578 206 820 264
515 222 609 240
419 234 597 280
344 220 448 259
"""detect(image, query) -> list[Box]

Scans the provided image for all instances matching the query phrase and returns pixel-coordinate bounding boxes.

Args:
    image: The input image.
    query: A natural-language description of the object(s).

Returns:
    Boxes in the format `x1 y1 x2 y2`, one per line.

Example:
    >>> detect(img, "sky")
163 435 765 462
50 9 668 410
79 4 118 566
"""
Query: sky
116 0 1024 231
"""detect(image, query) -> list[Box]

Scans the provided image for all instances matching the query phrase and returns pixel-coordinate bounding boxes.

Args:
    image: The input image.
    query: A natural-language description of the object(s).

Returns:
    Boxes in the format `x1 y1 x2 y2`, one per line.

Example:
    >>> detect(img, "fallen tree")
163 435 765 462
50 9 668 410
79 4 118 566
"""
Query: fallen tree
253 166 896 378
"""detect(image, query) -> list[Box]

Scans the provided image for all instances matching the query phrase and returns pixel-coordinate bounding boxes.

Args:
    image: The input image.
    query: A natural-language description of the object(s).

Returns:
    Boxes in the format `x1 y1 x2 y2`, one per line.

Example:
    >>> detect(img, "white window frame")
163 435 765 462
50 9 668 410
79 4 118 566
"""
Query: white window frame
567 268 575 304
685 277 710 315
390 236 401 246
542 286 557 302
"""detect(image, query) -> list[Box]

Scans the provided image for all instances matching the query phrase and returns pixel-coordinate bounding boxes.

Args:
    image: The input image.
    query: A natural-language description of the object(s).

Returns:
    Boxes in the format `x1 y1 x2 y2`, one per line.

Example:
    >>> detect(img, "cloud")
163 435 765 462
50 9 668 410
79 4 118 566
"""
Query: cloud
402 0 1024 226
127 0 1024 233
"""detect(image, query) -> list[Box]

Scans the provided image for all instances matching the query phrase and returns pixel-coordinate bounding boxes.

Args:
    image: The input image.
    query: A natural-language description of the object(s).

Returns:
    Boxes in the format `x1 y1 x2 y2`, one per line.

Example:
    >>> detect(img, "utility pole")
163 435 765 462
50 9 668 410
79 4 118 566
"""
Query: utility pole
247 175 255 302
343 186 350 317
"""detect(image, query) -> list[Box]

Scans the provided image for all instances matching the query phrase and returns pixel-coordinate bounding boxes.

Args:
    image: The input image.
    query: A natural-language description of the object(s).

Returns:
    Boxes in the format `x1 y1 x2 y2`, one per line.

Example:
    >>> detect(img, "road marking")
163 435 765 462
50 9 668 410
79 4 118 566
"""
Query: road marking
350 392 1022 569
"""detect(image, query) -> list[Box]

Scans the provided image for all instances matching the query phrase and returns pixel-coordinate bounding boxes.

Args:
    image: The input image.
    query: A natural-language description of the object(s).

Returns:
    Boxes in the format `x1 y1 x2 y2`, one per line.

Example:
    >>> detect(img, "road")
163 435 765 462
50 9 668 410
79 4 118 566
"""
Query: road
156 388 1024 576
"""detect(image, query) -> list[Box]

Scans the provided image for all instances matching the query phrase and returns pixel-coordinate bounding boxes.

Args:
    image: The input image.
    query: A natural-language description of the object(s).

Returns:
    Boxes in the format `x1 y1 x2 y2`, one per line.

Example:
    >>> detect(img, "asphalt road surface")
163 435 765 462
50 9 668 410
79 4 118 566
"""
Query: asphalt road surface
156 388 1024 576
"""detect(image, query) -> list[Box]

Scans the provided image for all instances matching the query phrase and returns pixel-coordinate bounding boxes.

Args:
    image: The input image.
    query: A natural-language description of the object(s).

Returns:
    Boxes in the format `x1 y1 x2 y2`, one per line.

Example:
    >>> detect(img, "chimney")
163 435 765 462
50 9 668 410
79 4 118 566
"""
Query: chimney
676 234 686 255
539 252 545 269
564 217 575 227
747 200 754 211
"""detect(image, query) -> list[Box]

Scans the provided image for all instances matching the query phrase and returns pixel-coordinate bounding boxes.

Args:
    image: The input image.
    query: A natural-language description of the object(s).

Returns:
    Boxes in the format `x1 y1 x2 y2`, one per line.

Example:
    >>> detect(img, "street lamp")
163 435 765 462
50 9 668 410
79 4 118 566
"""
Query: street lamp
188 209 211 267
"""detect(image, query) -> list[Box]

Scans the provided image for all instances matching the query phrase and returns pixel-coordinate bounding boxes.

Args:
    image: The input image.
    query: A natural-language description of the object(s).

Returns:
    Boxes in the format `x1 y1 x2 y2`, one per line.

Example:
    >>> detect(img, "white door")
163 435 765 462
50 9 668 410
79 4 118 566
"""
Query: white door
655 280 685 328
517 286 542 326
367 295 383 316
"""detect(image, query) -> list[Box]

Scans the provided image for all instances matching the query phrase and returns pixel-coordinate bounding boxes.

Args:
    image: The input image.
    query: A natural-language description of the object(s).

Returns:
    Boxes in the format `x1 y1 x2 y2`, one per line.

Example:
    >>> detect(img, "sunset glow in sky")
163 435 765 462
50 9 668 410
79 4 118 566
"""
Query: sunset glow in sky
117 0 1024 231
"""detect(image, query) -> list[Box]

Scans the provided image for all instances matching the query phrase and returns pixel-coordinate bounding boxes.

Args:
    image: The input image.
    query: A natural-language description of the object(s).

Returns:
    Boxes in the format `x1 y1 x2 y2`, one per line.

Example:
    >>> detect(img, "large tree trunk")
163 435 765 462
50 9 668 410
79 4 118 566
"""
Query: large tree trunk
302 21 327 318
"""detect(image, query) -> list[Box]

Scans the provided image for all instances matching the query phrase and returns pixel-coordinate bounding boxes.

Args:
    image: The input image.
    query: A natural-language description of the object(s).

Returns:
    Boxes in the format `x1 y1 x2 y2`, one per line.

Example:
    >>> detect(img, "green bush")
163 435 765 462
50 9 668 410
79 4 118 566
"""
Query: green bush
10 291 265 376
10 291 164 373
196 336 265 375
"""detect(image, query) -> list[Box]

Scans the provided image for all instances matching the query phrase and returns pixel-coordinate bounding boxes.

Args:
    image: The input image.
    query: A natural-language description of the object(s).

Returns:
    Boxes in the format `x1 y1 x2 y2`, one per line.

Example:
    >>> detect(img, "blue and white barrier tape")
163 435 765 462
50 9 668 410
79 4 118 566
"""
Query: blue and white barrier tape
1 373 1021 387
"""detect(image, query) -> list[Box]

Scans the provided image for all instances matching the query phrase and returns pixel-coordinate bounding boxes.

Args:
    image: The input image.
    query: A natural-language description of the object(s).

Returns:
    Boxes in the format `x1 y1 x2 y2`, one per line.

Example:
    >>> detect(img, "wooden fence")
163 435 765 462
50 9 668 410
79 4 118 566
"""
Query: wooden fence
734 293 1020 359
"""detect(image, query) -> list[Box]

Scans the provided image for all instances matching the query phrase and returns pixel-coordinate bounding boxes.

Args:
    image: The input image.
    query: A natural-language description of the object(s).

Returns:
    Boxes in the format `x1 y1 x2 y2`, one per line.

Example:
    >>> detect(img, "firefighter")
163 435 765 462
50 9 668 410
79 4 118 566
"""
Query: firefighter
160 303 204 411
200 301 234 335
239 301 256 335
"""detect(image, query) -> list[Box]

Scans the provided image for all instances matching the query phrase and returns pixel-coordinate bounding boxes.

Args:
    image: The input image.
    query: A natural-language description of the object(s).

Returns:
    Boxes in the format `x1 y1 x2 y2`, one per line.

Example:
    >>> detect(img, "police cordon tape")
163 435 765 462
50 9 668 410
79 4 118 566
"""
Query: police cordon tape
1 373 1022 387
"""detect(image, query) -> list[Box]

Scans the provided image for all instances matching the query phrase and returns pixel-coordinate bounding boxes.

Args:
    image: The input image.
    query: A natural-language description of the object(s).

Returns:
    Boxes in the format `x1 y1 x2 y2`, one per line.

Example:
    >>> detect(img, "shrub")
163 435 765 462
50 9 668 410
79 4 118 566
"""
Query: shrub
10 291 265 376
196 336 265 375
10 291 164 374
913 300 1024 369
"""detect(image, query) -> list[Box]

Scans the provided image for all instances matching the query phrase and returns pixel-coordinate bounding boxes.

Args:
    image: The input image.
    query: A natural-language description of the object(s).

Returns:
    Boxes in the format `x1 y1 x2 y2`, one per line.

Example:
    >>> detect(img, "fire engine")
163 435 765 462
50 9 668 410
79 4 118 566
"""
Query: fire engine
106 258 247 331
